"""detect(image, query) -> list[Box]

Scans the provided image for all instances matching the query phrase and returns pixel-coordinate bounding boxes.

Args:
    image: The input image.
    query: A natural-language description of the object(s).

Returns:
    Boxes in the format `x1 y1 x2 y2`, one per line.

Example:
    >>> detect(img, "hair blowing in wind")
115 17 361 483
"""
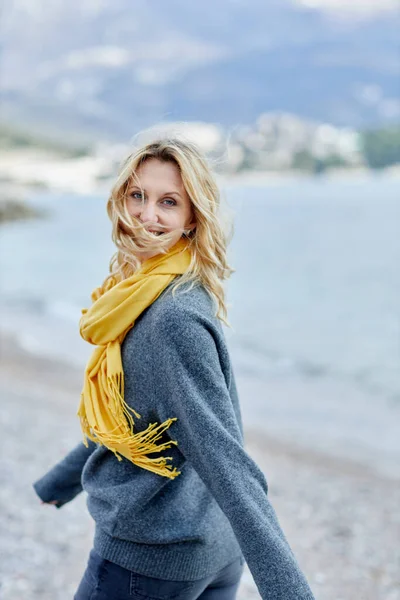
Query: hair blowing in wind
104 137 235 324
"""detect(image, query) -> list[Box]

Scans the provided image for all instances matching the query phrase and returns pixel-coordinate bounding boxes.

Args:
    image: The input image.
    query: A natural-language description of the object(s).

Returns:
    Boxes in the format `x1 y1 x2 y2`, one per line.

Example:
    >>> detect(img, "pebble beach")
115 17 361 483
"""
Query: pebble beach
1 332 399 600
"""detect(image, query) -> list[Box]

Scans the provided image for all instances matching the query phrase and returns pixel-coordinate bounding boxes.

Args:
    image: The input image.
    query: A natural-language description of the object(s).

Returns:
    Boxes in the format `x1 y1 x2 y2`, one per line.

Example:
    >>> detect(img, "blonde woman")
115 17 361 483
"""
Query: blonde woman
33 138 315 600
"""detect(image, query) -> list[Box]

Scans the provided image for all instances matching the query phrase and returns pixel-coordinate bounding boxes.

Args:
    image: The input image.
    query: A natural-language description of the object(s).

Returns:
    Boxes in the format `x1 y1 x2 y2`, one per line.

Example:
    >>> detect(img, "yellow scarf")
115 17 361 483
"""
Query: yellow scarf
77 237 191 479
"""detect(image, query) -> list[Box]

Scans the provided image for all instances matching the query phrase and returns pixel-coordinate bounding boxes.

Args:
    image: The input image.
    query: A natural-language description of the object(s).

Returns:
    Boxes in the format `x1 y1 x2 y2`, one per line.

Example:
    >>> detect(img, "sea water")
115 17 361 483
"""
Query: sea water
1 174 399 474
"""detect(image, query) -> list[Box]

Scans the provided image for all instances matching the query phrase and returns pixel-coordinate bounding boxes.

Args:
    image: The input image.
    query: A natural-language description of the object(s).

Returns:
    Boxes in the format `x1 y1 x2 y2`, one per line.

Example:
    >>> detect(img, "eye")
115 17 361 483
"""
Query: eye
130 192 143 200
162 198 176 206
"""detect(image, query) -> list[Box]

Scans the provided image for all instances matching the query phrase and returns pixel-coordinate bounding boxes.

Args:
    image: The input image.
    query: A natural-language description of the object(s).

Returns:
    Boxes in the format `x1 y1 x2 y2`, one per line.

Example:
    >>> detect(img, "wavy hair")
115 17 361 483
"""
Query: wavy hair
104 137 234 324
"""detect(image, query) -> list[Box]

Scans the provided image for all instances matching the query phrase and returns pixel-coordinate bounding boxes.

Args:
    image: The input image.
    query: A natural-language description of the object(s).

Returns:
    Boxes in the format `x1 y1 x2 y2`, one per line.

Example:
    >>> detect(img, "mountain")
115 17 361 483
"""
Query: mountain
0 0 399 143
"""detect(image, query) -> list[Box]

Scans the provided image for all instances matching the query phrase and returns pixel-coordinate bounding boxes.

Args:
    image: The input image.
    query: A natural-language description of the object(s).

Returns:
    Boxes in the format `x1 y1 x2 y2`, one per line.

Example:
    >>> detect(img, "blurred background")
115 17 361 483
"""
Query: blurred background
0 1 399 599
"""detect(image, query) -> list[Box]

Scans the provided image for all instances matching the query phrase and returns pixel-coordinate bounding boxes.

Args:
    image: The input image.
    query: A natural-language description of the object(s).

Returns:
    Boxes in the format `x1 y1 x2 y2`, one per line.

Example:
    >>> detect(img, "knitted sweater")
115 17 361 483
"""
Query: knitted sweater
33 280 315 600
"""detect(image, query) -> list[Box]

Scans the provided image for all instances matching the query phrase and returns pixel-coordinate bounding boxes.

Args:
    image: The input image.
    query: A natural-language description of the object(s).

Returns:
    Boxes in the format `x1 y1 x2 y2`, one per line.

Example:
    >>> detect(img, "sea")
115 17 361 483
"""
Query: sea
1 174 399 476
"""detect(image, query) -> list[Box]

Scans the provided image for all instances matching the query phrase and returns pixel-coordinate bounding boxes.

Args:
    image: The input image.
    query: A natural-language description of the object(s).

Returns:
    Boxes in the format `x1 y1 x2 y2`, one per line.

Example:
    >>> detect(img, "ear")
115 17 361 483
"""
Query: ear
184 204 197 234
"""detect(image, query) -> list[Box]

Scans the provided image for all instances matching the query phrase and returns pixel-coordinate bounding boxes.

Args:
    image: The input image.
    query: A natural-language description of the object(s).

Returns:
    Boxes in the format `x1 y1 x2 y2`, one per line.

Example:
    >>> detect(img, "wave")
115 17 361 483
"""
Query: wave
230 334 400 403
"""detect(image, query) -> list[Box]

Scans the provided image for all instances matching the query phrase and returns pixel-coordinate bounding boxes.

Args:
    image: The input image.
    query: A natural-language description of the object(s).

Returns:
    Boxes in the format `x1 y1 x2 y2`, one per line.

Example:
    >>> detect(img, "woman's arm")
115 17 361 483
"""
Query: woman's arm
32 439 97 508
150 305 315 600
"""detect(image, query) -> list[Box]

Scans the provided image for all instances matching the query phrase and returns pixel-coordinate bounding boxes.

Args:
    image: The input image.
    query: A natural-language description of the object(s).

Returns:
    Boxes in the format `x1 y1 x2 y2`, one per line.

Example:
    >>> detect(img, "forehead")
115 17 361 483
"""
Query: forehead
131 158 184 191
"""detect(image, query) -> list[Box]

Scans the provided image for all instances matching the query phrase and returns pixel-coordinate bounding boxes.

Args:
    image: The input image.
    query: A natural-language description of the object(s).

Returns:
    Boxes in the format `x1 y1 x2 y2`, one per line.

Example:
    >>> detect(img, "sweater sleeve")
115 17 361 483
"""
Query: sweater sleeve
32 439 97 508
152 307 315 600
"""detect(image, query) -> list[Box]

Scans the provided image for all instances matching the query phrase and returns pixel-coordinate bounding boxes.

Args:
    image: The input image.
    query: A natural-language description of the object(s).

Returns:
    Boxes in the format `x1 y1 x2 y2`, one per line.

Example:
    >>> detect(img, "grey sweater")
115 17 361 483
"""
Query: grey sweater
33 280 315 599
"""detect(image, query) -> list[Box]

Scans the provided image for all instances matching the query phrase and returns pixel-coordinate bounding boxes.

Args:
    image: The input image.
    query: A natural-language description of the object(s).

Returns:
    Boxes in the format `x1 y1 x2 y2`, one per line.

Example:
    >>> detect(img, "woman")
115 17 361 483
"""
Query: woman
33 138 315 600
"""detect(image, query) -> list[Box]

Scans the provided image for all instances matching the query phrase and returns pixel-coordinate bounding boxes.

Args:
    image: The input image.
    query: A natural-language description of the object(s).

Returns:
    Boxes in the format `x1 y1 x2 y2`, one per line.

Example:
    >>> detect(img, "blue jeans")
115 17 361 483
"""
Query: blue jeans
74 548 245 600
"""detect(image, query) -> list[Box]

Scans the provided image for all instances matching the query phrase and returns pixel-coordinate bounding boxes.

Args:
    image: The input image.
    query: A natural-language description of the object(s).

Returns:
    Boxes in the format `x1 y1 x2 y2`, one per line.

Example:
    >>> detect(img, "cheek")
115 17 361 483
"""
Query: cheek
158 212 181 230
167 215 184 228
173 207 192 227
126 199 137 216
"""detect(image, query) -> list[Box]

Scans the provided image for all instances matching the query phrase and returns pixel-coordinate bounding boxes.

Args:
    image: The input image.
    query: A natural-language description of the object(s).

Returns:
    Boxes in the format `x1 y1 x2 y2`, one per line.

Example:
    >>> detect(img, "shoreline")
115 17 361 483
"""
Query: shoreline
217 164 400 188
1 330 399 598
1 148 399 198
0 330 391 479
2 328 399 481
0 330 400 482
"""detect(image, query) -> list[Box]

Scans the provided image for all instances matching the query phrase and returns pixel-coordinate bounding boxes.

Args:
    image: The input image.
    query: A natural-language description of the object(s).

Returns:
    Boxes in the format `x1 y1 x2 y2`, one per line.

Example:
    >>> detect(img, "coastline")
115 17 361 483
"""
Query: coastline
217 164 400 188
1 148 399 199
1 331 399 599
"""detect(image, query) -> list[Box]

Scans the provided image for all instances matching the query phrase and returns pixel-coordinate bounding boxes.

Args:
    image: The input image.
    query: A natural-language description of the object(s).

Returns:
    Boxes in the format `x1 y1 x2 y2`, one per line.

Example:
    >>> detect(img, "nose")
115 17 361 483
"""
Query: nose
138 199 158 225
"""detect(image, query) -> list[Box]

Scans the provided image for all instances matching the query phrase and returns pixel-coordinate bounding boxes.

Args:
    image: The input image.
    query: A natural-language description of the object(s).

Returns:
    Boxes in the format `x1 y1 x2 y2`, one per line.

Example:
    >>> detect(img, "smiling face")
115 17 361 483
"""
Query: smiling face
126 158 196 262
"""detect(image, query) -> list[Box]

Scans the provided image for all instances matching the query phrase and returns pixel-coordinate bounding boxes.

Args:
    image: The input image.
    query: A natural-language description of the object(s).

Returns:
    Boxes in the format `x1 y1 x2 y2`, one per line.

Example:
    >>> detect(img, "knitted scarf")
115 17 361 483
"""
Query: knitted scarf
77 237 191 479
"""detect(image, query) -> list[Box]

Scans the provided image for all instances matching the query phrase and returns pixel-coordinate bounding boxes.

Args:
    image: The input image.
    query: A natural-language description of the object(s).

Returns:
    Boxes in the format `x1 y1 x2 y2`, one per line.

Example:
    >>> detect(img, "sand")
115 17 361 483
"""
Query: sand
0 333 399 600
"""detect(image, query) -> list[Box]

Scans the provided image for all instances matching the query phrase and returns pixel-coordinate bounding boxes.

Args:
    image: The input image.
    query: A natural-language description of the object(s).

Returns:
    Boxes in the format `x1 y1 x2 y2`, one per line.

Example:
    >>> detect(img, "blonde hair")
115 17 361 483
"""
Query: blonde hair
105 137 234 324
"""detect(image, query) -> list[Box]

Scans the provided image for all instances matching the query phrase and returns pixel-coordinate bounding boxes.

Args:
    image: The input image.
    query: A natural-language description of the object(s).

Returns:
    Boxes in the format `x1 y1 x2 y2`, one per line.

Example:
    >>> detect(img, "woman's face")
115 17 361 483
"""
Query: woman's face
126 158 196 262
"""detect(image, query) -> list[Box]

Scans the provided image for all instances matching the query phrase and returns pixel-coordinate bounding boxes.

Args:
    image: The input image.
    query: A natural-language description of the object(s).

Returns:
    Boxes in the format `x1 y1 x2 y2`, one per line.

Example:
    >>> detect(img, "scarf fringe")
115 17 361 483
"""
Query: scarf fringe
78 374 181 480
78 239 191 479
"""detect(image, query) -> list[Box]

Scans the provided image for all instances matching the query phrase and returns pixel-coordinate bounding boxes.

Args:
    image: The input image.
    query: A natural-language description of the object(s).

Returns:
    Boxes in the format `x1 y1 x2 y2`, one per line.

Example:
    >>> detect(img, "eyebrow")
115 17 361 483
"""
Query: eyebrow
128 186 182 198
